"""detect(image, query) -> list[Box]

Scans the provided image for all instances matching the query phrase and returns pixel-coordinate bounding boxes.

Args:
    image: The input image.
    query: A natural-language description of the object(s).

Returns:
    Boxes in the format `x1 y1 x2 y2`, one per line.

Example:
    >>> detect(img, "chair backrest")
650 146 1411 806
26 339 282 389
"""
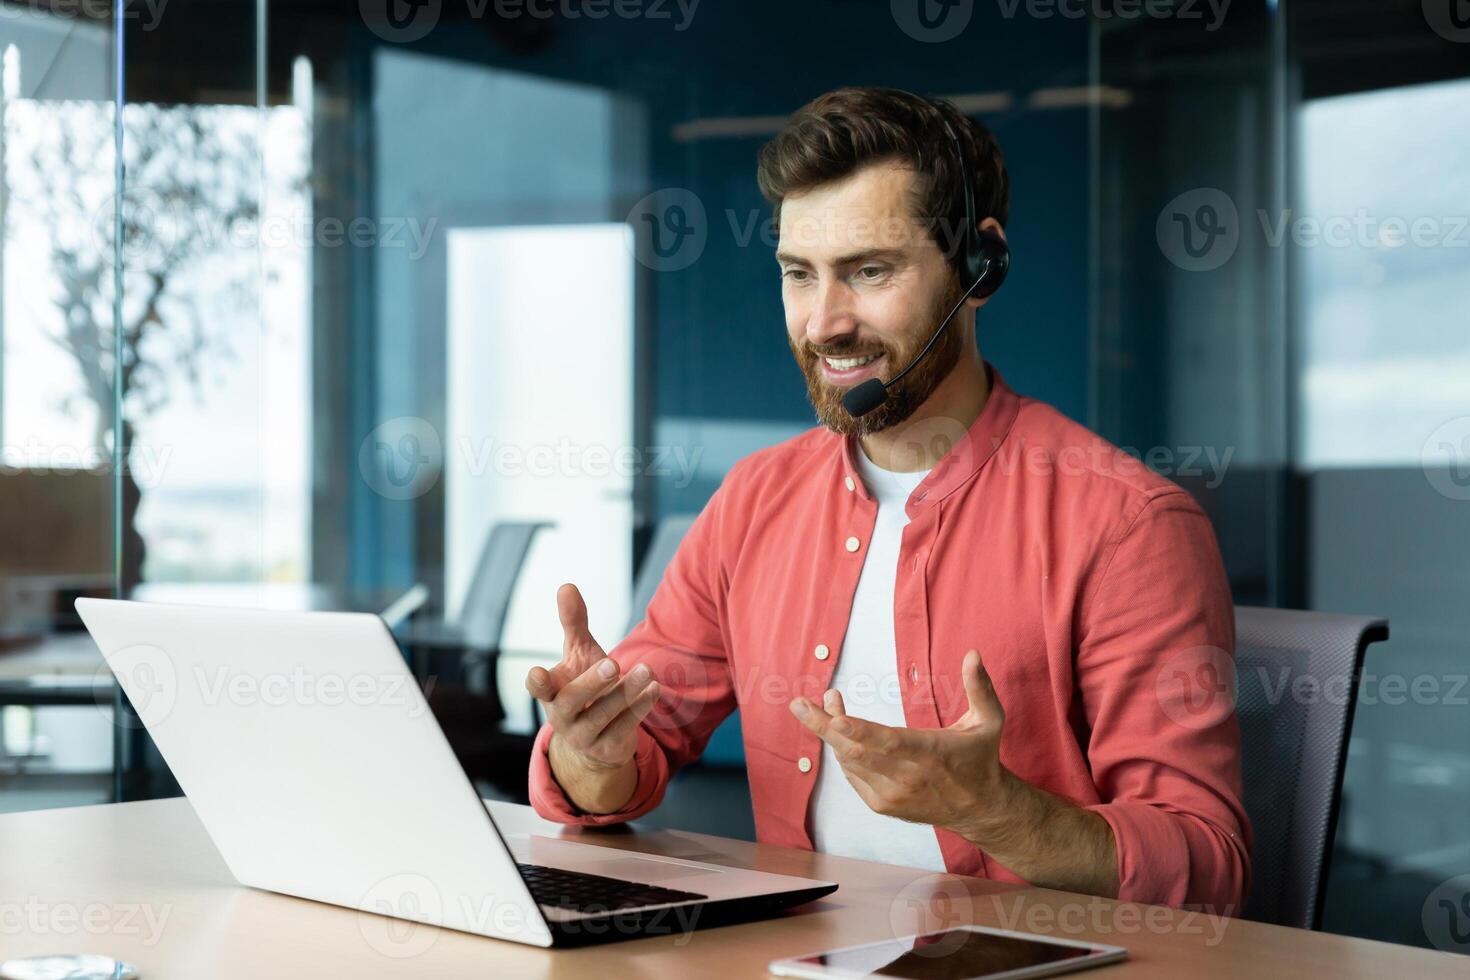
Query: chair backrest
456 521 551 652
1234 605 1388 929
626 514 698 635
623 513 745 766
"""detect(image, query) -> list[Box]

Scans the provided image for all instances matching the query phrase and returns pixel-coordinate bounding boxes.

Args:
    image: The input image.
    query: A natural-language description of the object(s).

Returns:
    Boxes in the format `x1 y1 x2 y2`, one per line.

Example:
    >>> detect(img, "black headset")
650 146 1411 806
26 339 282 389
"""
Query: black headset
840 104 1011 418
939 114 1010 301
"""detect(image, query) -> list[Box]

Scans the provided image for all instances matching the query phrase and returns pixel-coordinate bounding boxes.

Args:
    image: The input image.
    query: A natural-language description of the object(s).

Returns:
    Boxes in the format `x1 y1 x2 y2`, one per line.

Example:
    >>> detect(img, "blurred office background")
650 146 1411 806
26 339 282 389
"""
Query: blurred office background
0 0 1465 952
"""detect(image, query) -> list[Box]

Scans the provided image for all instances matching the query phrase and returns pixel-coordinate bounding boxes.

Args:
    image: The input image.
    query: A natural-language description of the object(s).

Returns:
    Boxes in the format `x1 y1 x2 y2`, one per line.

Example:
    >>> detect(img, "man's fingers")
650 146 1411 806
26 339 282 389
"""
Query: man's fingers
557 582 587 633
597 680 662 747
831 710 906 756
526 665 560 702
556 583 604 667
790 698 908 776
961 648 1003 722
823 689 847 717
527 660 597 704
550 657 623 723
582 664 656 735
839 760 888 811
790 697 832 737
534 659 582 700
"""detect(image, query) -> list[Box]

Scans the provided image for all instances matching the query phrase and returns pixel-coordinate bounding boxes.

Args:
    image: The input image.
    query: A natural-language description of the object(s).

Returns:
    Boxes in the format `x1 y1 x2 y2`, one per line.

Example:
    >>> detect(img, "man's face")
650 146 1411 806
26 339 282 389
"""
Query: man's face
778 162 966 437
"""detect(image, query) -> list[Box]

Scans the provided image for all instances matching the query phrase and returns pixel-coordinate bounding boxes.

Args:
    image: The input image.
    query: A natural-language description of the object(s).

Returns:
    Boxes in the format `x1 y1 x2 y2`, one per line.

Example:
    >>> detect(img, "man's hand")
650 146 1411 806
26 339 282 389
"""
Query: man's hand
789 649 1119 897
526 583 660 813
789 649 1007 837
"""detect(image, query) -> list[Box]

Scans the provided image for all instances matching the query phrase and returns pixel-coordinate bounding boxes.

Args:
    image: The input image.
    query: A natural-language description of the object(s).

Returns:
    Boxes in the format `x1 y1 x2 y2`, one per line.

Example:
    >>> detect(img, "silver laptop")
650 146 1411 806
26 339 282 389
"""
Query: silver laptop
75 597 836 948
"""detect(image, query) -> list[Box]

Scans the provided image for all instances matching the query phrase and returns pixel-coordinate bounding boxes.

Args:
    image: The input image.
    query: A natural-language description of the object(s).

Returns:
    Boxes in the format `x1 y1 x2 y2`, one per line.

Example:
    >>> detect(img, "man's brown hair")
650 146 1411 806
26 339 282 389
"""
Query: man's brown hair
756 87 1010 277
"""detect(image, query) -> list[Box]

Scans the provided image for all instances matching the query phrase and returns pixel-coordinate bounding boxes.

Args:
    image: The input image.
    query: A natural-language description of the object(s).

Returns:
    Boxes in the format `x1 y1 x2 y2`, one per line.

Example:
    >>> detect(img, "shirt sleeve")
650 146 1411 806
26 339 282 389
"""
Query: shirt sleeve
1076 490 1253 912
527 470 740 826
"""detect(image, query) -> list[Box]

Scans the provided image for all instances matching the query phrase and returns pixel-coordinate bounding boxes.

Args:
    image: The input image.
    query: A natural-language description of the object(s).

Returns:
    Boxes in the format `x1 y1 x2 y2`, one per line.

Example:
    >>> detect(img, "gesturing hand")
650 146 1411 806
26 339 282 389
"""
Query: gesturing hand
789 649 1014 840
525 583 660 771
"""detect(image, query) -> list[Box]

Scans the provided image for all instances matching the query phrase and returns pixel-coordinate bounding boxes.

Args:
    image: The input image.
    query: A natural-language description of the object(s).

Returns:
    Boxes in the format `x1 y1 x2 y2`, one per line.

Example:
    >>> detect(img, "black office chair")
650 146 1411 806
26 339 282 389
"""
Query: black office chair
627 514 698 633
399 520 550 802
400 521 550 691
1234 605 1389 929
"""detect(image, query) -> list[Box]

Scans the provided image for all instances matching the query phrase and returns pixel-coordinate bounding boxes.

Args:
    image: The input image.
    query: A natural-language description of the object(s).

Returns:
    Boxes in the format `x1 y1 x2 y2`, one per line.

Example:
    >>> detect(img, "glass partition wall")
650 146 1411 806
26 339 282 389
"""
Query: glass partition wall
1090 4 1293 608
0 2 120 811
1291 3 1470 949
1091 0 1470 950
106 0 285 801
1 0 300 807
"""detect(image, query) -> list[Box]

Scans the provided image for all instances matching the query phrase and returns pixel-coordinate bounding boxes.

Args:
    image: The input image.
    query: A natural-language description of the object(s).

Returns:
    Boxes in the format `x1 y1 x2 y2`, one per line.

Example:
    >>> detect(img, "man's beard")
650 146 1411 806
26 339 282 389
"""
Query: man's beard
788 278 968 437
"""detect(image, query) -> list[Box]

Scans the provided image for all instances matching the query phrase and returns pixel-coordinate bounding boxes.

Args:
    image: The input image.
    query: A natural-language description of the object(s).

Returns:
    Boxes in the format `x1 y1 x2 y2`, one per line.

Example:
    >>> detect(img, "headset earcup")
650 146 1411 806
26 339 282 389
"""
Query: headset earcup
970 228 1010 299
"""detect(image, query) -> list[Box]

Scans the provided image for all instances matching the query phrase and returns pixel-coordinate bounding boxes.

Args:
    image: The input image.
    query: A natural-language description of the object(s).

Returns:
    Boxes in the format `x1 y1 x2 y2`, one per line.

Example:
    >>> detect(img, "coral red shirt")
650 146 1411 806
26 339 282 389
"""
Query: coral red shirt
529 364 1251 911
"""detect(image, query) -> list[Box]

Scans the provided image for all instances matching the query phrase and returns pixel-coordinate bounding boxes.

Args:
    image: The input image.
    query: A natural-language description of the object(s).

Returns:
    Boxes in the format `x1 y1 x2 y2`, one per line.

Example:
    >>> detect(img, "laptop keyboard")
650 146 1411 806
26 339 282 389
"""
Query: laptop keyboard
516 862 708 913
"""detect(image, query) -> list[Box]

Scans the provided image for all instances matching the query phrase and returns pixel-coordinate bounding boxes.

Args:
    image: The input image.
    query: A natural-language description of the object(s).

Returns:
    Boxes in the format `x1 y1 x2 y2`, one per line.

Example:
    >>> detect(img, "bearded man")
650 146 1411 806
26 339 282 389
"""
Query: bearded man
524 86 1251 912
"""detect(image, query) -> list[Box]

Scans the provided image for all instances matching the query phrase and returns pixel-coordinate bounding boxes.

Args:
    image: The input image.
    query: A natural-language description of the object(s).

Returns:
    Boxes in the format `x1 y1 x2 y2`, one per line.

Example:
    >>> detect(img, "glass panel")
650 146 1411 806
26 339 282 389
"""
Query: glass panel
1297 80 1470 468
126 101 310 584
0 3 117 812
110 0 290 800
1095 0 1470 950
1090 7 1292 606
1297 77 1470 946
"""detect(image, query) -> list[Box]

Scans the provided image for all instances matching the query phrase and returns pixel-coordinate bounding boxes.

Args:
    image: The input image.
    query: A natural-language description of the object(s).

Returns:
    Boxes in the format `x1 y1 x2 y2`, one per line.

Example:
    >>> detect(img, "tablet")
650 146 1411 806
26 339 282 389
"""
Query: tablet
768 925 1127 980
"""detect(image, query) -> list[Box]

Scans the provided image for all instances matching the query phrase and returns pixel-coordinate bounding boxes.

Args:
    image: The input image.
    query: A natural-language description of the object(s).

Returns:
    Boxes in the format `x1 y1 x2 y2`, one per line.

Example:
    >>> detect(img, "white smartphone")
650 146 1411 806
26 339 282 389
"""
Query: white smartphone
768 924 1128 980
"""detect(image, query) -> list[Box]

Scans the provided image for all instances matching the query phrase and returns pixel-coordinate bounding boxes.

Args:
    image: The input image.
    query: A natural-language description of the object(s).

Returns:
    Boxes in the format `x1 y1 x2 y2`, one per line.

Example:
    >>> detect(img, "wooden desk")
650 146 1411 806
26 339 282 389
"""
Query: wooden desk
0 799 1460 978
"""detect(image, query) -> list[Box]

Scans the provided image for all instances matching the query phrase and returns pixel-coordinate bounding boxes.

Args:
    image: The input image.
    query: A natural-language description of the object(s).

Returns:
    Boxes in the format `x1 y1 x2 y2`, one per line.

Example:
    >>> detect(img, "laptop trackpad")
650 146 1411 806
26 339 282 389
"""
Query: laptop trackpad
509 835 726 883
586 857 718 884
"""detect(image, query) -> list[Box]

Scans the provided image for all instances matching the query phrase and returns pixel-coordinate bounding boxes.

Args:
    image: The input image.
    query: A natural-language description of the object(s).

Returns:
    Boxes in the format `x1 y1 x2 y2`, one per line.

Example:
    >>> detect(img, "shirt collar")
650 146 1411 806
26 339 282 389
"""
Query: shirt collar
839 361 1021 513
854 439 930 506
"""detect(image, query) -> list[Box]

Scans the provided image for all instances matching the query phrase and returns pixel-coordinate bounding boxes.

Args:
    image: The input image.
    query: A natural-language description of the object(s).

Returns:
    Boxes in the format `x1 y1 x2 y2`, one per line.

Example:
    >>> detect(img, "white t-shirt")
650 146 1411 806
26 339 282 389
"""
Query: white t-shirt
807 446 947 872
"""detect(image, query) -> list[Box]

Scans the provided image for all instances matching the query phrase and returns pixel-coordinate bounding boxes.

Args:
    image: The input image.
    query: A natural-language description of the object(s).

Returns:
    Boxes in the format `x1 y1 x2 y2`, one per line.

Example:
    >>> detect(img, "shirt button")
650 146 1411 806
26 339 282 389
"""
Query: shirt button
844 476 855 492
908 664 919 683
814 643 830 661
797 756 813 773
844 536 860 553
